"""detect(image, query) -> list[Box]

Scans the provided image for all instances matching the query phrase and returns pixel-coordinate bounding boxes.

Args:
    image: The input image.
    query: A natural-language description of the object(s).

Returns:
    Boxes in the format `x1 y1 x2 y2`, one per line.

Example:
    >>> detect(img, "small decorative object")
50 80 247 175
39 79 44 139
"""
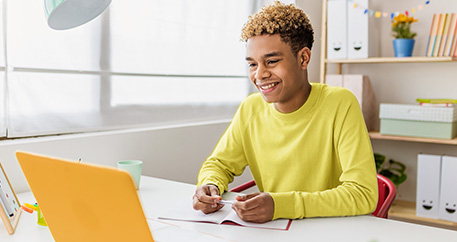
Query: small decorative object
0 162 22 234
392 13 418 57
374 153 407 188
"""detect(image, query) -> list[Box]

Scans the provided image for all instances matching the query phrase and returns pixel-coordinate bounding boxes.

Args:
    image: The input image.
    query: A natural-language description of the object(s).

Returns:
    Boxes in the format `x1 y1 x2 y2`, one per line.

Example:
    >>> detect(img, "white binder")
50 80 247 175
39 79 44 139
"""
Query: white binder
327 0 347 59
347 0 368 58
439 156 457 222
416 154 442 219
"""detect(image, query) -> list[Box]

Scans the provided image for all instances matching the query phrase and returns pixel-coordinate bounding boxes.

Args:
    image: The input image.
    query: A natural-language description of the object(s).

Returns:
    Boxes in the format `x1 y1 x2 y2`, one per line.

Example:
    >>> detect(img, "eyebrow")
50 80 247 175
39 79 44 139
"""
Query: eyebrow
245 51 284 61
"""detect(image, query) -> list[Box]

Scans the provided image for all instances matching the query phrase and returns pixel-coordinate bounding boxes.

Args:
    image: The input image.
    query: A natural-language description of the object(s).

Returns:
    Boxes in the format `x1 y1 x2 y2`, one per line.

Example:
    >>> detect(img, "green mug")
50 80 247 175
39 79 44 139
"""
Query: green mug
117 160 143 189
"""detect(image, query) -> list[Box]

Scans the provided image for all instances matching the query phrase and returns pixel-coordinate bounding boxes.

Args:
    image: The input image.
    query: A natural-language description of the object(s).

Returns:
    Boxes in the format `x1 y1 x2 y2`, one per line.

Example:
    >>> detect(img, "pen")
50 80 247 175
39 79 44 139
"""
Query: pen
219 200 234 205
21 205 33 213
24 203 38 211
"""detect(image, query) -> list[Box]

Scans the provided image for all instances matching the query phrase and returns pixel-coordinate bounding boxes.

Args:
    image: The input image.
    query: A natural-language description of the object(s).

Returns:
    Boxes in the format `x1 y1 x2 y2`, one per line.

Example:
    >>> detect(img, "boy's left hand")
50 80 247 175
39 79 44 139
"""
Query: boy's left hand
232 192 274 223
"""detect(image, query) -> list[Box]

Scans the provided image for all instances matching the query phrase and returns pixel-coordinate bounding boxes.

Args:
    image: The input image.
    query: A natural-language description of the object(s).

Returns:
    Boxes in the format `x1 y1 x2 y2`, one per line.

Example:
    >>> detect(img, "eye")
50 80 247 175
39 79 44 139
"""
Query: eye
267 59 280 65
248 63 257 68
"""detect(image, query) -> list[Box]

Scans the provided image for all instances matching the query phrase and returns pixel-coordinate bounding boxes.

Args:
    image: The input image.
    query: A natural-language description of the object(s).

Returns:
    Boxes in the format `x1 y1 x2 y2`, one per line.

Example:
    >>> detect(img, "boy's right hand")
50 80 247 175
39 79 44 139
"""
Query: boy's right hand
192 184 224 214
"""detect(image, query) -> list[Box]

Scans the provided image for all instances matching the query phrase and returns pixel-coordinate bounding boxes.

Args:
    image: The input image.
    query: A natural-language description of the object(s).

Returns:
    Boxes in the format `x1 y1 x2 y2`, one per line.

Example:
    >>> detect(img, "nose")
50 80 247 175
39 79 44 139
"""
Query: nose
254 64 270 81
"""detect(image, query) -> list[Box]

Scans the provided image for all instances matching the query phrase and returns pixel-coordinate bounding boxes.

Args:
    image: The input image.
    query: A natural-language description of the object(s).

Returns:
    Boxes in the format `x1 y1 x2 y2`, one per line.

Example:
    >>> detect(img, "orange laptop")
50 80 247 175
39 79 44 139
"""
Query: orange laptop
16 151 154 242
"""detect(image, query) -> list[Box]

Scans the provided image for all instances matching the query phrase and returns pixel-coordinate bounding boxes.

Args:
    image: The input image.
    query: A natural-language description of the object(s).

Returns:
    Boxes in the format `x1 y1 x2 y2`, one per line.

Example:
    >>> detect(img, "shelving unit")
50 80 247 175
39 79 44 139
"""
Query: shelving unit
325 56 457 64
321 56 457 82
320 0 457 230
369 132 457 145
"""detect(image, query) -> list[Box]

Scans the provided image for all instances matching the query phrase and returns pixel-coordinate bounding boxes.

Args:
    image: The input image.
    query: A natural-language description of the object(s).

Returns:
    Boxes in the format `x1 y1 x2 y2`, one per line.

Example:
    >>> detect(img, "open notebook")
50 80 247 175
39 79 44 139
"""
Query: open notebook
158 196 292 231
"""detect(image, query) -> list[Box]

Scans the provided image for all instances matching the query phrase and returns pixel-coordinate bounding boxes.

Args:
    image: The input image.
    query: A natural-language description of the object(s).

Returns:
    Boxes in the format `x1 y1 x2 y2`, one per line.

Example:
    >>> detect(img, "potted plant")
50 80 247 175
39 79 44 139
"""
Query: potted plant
374 153 407 188
392 13 418 57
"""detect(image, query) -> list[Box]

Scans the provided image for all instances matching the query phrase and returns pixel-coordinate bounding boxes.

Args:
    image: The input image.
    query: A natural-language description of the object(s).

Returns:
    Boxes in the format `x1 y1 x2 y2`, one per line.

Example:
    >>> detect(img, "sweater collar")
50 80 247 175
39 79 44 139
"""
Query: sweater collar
269 82 322 120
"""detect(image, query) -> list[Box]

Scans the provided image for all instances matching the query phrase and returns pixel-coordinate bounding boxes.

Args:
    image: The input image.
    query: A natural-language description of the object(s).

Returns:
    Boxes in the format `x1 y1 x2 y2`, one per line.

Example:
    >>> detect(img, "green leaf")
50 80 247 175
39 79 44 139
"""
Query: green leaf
379 170 393 177
397 174 407 185
375 153 408 187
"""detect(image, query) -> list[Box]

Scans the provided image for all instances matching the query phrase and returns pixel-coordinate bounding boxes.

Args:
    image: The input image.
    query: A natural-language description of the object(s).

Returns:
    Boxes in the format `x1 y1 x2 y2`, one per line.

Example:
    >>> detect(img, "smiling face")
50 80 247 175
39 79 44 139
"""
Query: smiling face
246 34 311 113
444 202 457 214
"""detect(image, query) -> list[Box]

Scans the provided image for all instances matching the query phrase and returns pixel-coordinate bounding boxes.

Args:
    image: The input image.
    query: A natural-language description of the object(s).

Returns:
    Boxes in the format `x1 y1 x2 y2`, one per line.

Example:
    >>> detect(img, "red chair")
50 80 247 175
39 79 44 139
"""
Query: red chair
373 174 397 218
229 174 396 218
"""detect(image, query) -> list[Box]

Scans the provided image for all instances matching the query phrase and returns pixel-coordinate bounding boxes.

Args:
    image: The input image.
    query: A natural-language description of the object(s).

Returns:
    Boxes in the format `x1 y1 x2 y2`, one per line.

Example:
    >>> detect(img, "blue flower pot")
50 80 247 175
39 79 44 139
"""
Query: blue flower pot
393 39 415 57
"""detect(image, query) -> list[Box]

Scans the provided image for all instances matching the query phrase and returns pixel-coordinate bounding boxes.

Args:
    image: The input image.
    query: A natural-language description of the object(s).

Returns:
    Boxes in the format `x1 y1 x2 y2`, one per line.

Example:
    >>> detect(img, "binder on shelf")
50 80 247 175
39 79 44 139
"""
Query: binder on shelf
439 156 457 223
444 14 457 57
426 14 440 57
433 13 447 57
327 0 348 59
438 13 452 57
347 0 377 59
416 154 442 219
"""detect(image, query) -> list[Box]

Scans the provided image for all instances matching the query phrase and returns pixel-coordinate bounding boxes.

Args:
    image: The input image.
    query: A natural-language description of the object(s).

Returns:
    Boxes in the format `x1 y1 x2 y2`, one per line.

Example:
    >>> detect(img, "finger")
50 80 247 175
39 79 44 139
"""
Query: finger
232 202 261 217
208 185 221 197
196 186 221 204
233 207 266 223
201 203 224 214
234 195 261 211
235 192 260 201
193 194 224 213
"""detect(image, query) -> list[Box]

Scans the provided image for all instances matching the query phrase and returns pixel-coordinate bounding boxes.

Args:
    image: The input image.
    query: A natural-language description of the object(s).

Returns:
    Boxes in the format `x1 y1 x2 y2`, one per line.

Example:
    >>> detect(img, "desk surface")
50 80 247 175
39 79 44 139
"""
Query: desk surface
2 176 457 242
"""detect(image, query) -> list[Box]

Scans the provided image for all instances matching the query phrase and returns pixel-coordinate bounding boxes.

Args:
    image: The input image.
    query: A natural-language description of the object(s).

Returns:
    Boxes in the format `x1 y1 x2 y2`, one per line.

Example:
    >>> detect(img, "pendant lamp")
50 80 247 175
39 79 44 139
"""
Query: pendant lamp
44 0 112 30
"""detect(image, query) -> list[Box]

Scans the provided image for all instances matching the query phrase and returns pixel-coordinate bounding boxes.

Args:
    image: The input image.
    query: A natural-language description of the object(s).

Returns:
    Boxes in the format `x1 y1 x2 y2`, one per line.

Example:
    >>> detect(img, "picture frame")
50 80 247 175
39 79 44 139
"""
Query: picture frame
0 162 21 235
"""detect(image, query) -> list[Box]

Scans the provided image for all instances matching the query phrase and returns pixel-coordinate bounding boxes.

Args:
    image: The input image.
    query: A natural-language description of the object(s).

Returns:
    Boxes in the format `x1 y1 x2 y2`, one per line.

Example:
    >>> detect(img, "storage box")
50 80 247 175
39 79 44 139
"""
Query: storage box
379 104 457 139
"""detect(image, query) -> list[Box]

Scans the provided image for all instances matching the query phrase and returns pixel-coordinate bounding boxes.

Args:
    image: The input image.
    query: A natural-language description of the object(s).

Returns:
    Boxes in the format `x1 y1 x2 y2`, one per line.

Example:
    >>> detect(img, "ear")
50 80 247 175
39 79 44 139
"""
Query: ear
298 47 311 70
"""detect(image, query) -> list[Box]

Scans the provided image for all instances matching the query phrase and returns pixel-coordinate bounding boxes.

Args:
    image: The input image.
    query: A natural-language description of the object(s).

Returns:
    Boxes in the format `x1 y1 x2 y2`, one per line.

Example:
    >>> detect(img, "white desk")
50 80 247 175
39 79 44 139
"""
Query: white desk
2 176 457 242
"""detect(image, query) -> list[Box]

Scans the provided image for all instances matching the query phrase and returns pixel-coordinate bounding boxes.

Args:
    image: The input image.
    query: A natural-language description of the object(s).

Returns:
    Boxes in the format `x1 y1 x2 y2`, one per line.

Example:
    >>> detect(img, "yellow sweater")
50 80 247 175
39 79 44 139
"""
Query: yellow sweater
197 83 378 219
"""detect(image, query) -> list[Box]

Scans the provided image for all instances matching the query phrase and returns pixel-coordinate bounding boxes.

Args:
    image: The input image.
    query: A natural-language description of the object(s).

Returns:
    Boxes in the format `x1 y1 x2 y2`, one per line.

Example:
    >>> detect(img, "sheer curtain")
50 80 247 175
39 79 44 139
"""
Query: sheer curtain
3 0 254 138
0 72 5 137
0 1 6 137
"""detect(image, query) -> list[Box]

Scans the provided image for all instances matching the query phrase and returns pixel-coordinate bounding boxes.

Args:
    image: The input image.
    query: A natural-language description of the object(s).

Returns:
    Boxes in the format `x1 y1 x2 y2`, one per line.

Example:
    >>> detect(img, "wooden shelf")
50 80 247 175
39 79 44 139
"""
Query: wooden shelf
369 132 457 145
325 56 457 64
389 200 457 230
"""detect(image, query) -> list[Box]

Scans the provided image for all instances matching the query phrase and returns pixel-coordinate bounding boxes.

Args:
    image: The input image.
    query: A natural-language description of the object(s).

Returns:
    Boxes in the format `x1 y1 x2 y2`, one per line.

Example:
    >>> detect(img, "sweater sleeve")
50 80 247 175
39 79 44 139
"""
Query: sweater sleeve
270 96 378 219
196 104 248 195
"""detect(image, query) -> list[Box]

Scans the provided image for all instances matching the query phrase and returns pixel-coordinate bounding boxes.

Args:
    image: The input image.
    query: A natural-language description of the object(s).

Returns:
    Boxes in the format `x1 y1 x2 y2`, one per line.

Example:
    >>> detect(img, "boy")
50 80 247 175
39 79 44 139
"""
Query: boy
193 1 377 223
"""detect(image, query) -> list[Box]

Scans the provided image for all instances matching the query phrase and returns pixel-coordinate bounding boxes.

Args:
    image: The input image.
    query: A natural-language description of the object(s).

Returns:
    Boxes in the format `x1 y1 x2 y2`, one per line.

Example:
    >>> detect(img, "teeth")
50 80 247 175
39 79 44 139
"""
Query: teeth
260 83 277 90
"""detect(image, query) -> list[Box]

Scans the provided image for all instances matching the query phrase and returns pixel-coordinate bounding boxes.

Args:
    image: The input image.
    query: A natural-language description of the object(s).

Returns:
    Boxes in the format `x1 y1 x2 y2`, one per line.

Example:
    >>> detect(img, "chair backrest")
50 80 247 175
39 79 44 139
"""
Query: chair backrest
230 174 397 219
372 174 397 218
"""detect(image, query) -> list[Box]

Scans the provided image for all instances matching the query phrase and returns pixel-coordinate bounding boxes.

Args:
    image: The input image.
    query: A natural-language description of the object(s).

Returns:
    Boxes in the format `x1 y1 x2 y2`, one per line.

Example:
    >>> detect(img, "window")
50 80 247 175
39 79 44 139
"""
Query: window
2 0 254 138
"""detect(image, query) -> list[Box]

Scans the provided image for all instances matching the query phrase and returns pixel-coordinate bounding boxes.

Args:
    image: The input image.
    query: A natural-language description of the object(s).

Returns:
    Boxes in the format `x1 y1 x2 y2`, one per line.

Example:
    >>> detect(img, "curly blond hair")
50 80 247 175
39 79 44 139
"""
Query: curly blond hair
241 1 314 54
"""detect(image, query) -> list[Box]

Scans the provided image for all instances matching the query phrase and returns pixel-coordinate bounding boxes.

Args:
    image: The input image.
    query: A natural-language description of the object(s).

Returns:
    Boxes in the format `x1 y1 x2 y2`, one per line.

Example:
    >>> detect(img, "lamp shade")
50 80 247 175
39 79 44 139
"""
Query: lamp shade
44 0 111 30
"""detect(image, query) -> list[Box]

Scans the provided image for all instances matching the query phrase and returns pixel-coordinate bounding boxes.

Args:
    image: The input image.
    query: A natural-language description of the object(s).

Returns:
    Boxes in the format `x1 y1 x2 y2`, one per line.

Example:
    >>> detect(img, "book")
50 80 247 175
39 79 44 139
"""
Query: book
444 14 457 56
419 103 456 107
426 14 440 57
158 201 292 231
425 14 436 57
452 24 457 57
454 40 457 57
438 13 452 56
433 13 447 57
416 98 457 104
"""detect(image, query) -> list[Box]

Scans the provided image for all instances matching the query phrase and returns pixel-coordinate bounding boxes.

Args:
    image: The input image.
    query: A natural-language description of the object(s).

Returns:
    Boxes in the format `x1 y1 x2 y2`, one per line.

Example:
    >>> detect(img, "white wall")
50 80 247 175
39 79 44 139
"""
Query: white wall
297 0 457 202
0 121 254 194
